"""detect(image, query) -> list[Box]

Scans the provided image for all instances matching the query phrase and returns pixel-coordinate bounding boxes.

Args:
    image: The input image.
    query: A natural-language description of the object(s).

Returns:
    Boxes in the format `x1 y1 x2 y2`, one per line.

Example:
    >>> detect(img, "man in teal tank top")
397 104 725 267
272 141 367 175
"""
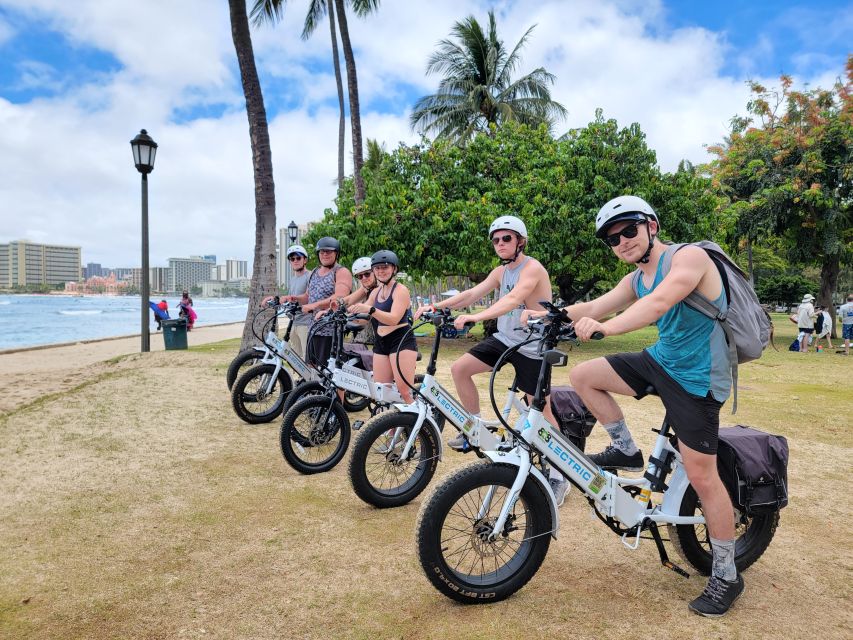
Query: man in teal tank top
528 195 743 617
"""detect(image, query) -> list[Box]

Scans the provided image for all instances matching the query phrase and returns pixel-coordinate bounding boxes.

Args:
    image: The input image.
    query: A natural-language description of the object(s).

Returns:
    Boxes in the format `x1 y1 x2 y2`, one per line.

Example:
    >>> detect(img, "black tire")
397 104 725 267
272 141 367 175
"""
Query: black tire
280 395 350 474
281 380 327 417
231 364 293 424
416 462 552 604
348 411 439 508
343 391 371 413
667 486 779 575
226 348 263 390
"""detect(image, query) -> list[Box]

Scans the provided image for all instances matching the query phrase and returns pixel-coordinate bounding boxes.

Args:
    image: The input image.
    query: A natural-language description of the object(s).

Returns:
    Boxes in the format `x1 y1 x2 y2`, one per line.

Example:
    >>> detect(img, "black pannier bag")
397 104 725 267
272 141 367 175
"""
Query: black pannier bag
717 425 789 515
550 386 596 452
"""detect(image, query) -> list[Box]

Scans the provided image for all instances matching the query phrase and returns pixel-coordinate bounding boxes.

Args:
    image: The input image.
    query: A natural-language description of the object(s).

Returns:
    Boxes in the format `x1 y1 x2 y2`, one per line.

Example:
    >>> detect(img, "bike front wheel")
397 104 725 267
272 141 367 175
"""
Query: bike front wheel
226 348 262 390
667 485 779 575
280 395 350 474
348 410 439 508
416 462 552 604
231 364 293 424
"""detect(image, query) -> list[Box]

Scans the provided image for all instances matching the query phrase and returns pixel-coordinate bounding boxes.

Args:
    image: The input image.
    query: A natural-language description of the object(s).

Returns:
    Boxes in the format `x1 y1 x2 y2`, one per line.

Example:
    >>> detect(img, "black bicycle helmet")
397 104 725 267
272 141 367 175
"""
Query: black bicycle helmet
315 236 341 253
371 250 399 267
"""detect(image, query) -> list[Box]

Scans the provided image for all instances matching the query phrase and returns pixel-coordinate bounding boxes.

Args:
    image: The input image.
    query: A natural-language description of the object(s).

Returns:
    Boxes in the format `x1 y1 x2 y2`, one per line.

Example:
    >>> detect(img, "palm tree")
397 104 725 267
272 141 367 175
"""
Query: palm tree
411 10 567 143
228 0 278 350
251 0 346 191
251 0 380 204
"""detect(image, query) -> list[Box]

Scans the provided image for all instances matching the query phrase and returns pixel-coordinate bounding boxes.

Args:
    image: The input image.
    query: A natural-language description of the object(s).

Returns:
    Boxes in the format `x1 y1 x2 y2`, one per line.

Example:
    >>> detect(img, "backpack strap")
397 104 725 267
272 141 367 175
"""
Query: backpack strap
659 243 741 413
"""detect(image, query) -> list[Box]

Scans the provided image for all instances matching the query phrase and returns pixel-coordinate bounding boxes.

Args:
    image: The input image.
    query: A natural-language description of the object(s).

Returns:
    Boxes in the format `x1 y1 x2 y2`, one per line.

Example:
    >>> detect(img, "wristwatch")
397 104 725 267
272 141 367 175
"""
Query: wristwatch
368 306 376 316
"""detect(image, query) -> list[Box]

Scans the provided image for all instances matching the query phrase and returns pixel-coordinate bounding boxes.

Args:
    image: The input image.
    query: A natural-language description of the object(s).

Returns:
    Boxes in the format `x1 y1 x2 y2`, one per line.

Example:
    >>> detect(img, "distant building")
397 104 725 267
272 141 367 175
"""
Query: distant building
214 264 228 281
0 240 81 287
111 267 134 281
226 258 248 281
169 256 217 292
203 254 216 264
86 262 104 278
150 267 170 293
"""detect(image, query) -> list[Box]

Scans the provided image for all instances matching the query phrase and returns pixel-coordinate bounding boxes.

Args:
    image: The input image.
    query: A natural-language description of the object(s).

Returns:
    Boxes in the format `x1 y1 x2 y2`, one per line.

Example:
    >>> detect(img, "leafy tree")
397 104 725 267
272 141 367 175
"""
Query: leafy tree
754 273 818 307
410 10 567 143
229 0 278 350
309 114 719 301
710 59 853 327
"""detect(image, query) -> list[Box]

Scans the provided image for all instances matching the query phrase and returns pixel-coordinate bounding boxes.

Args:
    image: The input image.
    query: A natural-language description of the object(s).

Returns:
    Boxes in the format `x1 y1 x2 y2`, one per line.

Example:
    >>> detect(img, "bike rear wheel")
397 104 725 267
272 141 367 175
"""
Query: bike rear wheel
280 395 350 474
348 411 439 508
416 462 552 603
231 364 293 424
667 485 779 575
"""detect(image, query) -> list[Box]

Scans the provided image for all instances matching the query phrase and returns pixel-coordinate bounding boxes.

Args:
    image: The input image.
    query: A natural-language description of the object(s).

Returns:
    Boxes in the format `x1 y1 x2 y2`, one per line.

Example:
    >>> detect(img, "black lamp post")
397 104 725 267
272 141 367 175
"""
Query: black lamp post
130 129 158 353
288 220 298 244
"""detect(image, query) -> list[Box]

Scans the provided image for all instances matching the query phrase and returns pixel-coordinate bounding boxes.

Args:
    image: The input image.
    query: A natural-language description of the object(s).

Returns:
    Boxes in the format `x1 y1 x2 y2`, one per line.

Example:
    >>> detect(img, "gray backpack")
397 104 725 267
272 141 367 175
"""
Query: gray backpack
632 241 772 413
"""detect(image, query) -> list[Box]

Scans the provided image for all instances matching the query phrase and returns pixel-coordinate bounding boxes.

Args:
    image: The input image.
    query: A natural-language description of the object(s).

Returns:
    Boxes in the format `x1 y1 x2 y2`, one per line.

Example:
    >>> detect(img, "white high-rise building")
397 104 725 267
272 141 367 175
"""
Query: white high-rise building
0 240 81 286
168 256 216 292
226 258 248 281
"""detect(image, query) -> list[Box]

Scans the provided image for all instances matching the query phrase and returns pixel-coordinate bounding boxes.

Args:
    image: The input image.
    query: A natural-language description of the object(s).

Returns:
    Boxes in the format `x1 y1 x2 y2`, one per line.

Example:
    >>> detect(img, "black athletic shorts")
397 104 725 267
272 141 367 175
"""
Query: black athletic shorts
605 350 723 454
308 334 333 367
799 328 814 334
468 335 542 396
373 325 418 356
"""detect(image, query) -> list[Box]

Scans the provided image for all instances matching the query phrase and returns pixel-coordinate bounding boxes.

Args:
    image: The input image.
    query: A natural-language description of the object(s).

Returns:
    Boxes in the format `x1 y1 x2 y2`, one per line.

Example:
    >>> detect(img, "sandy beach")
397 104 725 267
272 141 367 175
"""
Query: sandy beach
0 323 244 415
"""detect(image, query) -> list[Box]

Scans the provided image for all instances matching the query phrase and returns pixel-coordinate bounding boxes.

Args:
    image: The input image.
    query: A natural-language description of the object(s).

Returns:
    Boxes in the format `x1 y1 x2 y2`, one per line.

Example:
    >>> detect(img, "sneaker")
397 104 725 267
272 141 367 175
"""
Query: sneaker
548 477 570 507
447 433 469 451
588 445 644 471
688 574 745 617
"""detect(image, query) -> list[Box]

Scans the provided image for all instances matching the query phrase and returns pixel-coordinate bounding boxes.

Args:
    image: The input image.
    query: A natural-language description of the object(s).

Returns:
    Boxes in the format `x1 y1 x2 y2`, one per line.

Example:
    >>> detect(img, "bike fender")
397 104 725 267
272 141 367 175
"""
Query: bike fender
394 404 444 462
482 450 559 539
659 464 692 518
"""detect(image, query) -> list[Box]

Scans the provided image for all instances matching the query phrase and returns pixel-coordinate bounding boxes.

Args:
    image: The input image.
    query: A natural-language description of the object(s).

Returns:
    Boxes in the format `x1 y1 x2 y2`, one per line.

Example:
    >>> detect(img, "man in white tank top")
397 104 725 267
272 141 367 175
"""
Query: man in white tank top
414 215 570 505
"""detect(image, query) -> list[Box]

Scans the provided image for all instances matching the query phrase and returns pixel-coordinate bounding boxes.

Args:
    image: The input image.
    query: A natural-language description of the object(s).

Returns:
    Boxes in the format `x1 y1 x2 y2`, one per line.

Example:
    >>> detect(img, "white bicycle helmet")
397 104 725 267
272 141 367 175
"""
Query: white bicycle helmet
286 244 308 258
595 195 658 238
488 215 528 239
352 256 372 275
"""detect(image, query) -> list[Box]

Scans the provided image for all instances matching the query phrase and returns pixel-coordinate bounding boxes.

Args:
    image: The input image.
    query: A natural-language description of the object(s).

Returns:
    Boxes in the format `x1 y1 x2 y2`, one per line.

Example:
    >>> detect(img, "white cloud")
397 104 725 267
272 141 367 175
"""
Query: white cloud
0 0 845 269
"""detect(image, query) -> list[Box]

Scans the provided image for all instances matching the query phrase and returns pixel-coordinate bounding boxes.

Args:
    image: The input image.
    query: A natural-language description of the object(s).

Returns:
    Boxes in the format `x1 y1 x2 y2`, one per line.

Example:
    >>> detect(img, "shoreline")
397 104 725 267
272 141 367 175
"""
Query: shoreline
0 321 245 356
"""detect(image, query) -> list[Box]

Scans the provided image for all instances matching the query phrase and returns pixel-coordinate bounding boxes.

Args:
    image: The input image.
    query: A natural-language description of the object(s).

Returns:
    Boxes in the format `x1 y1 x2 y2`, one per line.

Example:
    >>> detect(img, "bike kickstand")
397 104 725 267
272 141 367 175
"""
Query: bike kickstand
649 523 689 579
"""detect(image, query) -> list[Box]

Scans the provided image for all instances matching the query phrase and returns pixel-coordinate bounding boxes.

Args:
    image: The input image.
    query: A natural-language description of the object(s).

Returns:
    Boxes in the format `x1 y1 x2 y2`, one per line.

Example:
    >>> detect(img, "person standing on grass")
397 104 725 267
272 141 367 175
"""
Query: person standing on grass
839 294 853 356
281 244 312 360
528 195 742 617
797 294 817 353
813 305 833 351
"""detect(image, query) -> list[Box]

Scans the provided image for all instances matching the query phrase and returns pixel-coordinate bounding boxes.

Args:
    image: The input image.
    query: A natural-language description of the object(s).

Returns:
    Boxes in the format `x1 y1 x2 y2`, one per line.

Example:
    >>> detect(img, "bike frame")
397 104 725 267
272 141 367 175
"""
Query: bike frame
253 306 319 397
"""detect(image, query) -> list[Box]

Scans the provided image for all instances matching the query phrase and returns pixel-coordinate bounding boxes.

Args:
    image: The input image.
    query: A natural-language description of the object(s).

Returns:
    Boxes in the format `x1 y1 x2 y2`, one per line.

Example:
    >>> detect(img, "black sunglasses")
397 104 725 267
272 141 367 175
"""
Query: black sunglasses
356 272 372 280
491 234 514 246
602 221 646 247
288 255 304 261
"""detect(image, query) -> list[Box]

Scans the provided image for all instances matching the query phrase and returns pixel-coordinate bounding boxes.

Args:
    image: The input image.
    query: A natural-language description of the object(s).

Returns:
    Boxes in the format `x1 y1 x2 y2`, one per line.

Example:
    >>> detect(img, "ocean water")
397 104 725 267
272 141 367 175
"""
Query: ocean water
0 295 249 350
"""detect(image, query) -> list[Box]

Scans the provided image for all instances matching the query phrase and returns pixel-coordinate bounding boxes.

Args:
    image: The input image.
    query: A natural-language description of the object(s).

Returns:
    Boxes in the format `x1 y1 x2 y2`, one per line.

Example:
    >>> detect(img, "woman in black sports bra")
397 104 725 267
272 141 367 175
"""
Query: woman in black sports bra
350 250 418 403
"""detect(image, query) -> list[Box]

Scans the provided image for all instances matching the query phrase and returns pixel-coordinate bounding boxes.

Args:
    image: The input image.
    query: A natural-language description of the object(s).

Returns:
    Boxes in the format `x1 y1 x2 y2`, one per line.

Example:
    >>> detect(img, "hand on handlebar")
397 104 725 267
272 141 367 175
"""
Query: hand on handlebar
520 308 547 325
414 304 435 320
453 314 477 330
349 302 370 315
574 317 607 342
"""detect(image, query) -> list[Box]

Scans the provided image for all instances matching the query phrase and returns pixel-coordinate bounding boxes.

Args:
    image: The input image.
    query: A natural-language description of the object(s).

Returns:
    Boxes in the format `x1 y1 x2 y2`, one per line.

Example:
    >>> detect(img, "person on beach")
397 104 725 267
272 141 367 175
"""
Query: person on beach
178 290 196 331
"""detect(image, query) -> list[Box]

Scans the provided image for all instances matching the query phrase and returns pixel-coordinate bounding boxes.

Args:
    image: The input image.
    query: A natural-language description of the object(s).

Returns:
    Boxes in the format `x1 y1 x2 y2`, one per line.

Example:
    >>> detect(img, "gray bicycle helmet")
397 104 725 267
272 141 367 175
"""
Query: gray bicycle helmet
315 236 341 253
371 250 399 267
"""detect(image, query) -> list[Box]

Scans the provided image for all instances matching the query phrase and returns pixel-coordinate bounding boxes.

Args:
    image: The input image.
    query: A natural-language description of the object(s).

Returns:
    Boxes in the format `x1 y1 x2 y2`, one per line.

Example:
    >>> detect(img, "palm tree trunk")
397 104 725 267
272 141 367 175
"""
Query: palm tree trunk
327 0 345 191
333 0 365 205
228 0 278 350
819 253 840 339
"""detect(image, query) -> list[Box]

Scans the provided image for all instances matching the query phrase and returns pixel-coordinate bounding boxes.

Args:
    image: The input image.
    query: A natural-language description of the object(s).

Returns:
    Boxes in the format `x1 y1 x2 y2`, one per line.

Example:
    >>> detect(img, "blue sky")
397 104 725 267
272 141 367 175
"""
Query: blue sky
0 0 849 268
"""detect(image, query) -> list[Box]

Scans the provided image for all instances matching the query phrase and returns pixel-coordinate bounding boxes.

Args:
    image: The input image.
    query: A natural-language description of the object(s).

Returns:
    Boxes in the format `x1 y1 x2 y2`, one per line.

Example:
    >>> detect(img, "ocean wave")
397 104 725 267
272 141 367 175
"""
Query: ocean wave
0 301 10 305
58 310 103 316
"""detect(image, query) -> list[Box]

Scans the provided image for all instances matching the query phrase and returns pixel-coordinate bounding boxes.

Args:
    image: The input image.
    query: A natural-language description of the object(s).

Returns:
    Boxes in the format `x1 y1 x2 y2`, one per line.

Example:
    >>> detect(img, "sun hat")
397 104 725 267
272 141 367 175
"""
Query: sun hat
802 294 815 302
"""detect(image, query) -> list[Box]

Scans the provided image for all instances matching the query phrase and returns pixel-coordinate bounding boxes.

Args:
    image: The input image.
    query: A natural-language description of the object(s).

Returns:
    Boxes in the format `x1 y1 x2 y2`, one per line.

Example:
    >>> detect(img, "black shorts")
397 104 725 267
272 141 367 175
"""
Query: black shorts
308 334 333 367
373 325 418 356
468 335 542 396
799 328 814 334
605 350 723 454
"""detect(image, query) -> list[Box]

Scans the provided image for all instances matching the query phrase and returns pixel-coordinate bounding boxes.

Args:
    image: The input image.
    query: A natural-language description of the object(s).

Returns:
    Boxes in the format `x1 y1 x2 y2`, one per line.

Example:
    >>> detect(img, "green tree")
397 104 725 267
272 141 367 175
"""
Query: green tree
229 0 278 350
410 10 567 143
310 115 719 301
754 273 817 306
710 60 853 329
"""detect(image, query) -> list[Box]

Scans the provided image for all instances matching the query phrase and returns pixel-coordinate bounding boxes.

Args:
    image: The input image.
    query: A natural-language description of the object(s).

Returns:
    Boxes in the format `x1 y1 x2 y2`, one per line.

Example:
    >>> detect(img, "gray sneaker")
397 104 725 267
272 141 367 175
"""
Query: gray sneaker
448 433 469 451
548 477 570 507
688 574 745 617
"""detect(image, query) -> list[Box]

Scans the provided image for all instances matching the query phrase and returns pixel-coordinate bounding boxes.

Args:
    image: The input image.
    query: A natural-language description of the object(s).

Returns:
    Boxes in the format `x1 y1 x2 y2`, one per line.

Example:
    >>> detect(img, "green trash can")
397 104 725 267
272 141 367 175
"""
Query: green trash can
162 318 188 350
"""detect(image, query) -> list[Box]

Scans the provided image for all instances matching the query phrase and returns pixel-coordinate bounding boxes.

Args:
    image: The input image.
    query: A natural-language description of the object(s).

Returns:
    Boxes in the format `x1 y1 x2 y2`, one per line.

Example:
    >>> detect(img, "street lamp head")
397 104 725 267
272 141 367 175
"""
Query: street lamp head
288 220 298 242
130 129 158 174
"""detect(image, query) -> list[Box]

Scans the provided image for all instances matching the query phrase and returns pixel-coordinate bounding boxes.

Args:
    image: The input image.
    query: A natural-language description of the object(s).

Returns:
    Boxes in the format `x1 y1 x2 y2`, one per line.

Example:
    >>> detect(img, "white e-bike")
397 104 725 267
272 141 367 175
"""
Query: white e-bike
416 302 779 603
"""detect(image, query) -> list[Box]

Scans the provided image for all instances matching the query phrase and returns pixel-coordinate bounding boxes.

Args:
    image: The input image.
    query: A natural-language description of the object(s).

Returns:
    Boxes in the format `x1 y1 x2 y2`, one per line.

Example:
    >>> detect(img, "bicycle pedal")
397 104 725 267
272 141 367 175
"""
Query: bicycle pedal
662 560 690 579
352 420 365 431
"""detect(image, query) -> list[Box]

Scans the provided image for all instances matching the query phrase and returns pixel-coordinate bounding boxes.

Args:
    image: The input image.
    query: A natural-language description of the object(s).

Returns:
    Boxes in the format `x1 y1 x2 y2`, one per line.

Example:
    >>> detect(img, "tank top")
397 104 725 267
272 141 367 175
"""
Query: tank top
494 258 540 359
637 257 731 402
307 265 341 336
371 282 412 329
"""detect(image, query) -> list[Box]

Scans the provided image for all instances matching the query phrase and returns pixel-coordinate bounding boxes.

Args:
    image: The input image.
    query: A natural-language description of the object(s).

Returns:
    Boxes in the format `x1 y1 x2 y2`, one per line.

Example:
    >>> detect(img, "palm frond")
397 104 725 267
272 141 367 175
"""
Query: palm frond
250 0 287 28
301 0 328 39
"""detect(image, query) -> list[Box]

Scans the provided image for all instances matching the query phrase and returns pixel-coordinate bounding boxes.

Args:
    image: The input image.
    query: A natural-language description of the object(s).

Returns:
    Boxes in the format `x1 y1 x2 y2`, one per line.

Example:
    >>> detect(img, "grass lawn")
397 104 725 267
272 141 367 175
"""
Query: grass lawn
0 315 850 639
